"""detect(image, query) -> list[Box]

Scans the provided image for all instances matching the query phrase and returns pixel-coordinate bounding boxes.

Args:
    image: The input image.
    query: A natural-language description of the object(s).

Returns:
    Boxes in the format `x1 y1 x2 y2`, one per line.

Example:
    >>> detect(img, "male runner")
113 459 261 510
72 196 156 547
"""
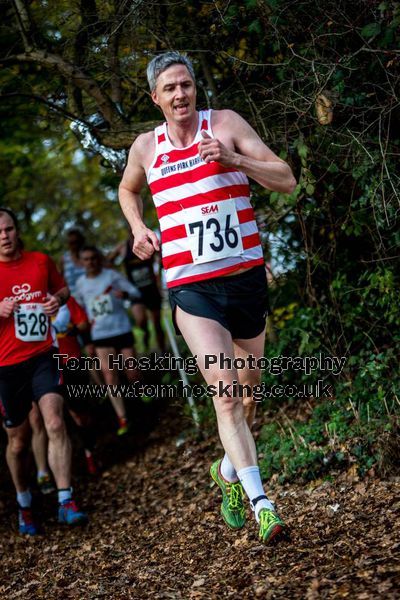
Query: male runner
0 207 87 535
118 52 296 543
75 246 141 435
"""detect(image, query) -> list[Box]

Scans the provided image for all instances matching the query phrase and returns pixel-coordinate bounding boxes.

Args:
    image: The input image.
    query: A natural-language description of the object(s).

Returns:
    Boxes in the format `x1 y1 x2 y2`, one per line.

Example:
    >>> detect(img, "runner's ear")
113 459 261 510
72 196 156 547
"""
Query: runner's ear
151 90 160 106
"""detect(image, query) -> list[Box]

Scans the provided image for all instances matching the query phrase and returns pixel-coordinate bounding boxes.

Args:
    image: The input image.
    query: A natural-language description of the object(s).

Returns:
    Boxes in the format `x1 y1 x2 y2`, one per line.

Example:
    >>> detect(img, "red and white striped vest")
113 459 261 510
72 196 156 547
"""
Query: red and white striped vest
147 109 264 288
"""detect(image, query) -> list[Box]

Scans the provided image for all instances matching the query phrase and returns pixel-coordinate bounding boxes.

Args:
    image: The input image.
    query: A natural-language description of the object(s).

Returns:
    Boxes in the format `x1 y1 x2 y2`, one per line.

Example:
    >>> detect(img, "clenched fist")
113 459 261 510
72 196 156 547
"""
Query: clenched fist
0 298 19 319
198 130 236 167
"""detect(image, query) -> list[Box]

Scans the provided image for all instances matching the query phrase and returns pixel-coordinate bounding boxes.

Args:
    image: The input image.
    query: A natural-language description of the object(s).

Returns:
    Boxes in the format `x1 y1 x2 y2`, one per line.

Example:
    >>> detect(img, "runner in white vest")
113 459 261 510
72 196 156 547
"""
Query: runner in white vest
75 246 141 436
118 51 296 544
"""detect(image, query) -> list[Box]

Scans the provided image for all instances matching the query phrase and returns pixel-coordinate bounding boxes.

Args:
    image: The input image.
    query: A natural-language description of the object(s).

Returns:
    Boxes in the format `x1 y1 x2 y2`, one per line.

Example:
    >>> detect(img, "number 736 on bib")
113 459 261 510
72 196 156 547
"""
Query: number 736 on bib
184 199 243 265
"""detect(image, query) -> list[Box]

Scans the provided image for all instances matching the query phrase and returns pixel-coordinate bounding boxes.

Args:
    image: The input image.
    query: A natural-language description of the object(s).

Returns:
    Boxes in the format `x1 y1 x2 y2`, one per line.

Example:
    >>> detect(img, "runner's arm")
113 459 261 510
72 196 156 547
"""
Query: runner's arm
43 286 70 316
199 110 296 194
0 298 19 318
53 286 69 307
119 135 160 259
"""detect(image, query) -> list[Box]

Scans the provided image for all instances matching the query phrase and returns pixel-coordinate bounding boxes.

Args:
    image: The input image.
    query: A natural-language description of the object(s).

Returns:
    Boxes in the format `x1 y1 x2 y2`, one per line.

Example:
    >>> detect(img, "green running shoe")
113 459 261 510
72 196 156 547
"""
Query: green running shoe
210 459 246 530
258 508 285 544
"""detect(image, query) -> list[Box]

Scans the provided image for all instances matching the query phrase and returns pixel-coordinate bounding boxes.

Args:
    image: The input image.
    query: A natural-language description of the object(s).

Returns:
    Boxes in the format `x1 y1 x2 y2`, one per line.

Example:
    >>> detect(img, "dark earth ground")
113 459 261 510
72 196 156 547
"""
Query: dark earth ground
0 397 399 599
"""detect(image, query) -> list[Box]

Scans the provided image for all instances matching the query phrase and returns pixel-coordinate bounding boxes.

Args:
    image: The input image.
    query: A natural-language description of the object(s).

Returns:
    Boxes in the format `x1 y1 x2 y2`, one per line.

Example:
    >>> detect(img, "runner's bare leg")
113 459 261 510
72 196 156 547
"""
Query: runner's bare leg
29 403 48 474
5 420 31 492
95 346 127 419
176 307 257 471
233 329 266 428
38 393 71 489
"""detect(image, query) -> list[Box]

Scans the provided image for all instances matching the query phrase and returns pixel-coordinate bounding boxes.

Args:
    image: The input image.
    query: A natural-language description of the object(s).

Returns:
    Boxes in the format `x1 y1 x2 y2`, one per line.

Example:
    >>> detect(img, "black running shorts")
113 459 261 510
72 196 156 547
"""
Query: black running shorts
168 266 269 339
0 350 62 428
132 283 162 311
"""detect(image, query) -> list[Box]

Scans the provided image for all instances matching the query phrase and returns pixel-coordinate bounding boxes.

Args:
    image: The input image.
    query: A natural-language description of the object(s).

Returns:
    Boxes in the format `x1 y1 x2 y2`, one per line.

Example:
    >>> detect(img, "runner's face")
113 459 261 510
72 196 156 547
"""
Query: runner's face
151 64 196 124
0 213 19 261
81 251 101 276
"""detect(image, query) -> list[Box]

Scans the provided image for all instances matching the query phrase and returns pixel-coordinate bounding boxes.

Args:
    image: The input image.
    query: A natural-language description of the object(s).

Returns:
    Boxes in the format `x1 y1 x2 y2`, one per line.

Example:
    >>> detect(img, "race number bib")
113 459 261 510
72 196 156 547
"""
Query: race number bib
184 199 243 264
89 294 113 320
14 303 49 342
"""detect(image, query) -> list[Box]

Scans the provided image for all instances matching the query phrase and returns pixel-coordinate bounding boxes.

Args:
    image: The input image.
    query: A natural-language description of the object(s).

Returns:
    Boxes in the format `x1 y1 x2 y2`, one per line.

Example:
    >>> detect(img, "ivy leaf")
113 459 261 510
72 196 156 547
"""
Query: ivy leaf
248 19 262 34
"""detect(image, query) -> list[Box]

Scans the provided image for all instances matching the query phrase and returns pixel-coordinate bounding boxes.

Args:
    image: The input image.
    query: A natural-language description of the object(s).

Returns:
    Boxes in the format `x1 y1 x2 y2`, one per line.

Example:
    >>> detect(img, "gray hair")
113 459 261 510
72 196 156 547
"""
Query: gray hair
147 51 195 92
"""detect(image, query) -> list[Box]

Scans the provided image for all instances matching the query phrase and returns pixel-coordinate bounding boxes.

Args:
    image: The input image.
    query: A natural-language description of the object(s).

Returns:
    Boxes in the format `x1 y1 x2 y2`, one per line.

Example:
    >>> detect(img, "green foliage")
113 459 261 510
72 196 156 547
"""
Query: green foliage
0 118 125 258
247 0 400 482
259 263 399 480
259 393 397 482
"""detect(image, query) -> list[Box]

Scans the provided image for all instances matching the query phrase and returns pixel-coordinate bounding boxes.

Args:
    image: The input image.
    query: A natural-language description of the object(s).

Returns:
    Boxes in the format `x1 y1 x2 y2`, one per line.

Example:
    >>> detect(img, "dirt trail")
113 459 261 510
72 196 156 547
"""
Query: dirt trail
0 402 399 599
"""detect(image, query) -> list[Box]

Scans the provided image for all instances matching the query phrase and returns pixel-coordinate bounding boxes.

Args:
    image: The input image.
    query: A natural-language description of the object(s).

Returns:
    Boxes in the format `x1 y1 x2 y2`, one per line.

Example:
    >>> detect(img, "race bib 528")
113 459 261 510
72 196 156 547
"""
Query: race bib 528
14 303 49 342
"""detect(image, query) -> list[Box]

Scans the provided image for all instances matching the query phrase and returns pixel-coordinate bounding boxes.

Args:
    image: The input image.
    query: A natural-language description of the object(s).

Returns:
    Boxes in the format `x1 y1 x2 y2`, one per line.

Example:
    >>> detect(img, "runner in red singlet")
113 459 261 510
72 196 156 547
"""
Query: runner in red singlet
118 52 296 544
0 208 87 535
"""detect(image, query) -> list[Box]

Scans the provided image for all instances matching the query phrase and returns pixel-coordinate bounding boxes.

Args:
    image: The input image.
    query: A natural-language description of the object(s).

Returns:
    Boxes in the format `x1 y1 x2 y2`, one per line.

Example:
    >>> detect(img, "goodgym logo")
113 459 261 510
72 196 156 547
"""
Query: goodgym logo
4 283 42 302
12 283 30 296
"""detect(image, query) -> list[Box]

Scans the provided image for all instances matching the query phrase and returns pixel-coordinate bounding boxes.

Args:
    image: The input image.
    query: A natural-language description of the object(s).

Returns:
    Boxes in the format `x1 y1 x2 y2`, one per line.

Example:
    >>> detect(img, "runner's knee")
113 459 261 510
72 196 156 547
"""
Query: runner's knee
242 395 257 410
8 433 29 457
44 414 66 439
212 383 242 416
28 407 43 432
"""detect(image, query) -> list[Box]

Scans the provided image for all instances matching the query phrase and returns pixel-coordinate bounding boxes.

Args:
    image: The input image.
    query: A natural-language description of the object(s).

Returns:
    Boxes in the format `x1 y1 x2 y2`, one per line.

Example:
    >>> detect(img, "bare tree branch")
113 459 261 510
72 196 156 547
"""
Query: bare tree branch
3 51 125 127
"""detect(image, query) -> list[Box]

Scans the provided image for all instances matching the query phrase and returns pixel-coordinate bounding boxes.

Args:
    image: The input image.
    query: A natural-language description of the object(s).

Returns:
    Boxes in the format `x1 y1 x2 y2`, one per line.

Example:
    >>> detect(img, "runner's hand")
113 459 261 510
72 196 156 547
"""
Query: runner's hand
132 226 160 260
0 298 19 318
42 294 61 316
198 130 236 167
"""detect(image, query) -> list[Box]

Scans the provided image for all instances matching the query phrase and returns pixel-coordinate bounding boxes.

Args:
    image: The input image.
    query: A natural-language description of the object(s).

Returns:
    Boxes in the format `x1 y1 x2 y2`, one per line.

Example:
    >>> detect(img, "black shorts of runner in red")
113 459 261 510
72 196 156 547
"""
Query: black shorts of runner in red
0 350 62 428
168 265 269 339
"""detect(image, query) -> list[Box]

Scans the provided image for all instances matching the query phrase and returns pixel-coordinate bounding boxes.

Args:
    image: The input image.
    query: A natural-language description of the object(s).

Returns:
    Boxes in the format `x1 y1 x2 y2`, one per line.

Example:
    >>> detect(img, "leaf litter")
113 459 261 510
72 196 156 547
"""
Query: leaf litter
0 401 399 599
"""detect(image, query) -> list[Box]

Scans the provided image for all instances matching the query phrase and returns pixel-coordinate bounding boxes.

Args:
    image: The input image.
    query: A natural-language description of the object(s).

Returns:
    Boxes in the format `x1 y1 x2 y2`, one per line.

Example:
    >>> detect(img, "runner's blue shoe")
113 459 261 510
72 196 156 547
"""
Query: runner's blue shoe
18 506 38 536
58 499 88 525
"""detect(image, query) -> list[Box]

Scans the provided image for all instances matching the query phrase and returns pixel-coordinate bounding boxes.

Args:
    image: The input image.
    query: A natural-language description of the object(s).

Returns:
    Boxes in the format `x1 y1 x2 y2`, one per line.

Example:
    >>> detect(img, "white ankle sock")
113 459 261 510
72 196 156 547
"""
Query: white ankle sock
237 466 274 522
58 487 72 504
17 489 32 508
220 454 238 482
